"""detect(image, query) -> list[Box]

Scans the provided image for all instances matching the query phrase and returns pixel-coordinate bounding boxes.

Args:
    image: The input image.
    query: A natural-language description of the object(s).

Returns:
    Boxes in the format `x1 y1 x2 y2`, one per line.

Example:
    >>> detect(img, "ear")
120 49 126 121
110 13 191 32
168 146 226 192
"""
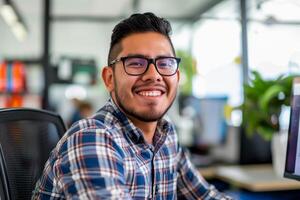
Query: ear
176 69 180 83
101 66 114 92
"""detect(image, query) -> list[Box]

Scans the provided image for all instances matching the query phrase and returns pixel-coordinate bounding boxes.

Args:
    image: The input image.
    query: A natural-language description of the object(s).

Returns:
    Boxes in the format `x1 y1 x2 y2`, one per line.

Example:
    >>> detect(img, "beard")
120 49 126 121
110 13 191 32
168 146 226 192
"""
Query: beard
115 94 174 122
113 82 176 122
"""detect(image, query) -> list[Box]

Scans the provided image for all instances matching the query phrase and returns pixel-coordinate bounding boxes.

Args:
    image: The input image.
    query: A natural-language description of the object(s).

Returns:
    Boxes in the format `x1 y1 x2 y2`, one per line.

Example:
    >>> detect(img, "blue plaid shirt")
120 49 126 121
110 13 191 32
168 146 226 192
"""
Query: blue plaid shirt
32 99 232 200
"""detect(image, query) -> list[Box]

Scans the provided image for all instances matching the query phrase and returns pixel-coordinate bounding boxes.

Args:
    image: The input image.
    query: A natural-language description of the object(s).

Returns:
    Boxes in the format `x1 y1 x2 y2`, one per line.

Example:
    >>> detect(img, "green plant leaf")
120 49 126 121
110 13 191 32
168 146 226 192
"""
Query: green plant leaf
258 84 285 112
241 70 294 141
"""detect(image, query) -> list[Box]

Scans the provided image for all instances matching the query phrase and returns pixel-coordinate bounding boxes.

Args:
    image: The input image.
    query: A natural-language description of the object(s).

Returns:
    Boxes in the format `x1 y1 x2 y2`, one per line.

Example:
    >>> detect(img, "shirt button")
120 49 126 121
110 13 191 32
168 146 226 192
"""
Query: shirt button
148 144 154 150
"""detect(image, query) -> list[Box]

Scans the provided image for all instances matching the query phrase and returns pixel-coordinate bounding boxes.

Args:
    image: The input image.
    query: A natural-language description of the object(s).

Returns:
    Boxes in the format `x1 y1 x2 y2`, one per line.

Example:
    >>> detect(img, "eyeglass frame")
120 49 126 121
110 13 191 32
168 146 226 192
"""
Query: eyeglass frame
109 55 181 76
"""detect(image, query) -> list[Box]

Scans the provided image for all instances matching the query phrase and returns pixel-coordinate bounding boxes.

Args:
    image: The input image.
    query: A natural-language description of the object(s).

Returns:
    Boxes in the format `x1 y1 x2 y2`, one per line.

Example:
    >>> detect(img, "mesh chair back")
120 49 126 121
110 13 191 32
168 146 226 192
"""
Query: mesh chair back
0 108 66 200
0 145 10 200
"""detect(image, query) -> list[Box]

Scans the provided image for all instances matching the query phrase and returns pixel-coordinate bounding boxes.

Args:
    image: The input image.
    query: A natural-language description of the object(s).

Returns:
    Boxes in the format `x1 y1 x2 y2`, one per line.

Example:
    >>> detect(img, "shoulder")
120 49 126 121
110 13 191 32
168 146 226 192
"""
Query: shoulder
55 118 124 157
67 118 114 139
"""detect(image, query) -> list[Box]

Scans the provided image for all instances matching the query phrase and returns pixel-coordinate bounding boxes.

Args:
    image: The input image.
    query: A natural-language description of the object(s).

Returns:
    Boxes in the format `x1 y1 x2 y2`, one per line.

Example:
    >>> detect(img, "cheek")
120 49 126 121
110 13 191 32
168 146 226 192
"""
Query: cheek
114 75 136 94
167 78 179 93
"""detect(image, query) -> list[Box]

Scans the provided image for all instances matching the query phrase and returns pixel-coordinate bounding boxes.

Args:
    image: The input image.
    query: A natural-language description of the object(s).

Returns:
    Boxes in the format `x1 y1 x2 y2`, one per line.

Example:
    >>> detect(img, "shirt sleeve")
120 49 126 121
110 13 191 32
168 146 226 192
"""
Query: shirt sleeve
176 146 232 200
53 127 133 199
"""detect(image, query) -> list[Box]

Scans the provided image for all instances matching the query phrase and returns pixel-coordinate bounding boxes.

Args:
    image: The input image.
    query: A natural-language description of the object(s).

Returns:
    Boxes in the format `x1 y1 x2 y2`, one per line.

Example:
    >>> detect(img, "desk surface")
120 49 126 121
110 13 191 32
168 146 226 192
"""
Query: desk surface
209 164 300 192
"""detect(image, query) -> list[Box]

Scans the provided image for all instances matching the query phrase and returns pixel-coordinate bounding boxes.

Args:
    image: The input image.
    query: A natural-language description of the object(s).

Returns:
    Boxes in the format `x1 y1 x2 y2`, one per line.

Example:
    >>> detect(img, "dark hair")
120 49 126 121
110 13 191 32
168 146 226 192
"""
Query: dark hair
107 12 175 65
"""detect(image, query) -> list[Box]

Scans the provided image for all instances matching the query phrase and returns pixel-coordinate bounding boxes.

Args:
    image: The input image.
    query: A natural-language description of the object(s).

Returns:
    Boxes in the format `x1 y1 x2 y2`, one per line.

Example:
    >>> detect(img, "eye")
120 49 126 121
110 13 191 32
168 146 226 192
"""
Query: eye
125 58 147 68
157 58 176 68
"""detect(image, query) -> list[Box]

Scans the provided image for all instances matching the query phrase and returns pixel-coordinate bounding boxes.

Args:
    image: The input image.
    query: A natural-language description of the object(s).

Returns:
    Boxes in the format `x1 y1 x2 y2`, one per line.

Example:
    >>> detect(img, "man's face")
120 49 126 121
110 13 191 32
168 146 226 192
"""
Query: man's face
104 32 180 122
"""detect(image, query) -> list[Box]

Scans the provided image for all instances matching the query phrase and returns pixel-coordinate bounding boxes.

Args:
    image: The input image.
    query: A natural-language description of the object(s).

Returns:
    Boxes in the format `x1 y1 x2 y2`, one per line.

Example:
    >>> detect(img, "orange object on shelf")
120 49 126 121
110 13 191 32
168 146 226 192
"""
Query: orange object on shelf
0 60 26 93
5 94 23 107
0 61 7 92
12 61 26 93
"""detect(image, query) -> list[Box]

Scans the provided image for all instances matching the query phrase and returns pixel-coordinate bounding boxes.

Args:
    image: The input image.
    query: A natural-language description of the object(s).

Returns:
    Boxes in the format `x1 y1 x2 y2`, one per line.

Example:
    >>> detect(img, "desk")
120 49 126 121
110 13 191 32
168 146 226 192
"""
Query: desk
214 164 300 192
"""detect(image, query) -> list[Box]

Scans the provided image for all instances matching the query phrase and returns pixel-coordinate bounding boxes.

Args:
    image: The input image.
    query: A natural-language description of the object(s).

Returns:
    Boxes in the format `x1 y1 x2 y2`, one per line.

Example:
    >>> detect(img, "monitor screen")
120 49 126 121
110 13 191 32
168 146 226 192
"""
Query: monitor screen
178 95 228 147
285 77 300 181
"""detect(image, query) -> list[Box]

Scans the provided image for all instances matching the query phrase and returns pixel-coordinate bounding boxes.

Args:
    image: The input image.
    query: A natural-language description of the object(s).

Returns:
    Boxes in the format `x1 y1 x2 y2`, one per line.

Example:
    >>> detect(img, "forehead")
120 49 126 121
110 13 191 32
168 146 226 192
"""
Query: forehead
119 32 174 57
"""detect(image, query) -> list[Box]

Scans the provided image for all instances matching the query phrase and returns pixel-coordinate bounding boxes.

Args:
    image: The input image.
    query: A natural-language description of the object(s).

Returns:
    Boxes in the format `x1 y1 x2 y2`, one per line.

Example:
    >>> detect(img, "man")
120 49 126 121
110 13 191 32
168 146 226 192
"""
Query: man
32 13 232 199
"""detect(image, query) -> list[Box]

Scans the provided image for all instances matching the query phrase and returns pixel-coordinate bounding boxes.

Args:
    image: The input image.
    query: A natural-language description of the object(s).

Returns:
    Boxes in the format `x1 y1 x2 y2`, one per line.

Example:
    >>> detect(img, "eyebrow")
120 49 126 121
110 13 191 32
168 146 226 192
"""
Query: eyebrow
126 53 148 58
125 53 173 58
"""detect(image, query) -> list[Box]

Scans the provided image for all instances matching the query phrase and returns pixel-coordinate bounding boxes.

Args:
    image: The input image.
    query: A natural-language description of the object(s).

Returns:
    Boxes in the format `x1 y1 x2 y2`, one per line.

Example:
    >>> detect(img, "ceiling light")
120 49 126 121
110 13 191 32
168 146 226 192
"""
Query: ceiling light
0 4 18 26
0 2 28 41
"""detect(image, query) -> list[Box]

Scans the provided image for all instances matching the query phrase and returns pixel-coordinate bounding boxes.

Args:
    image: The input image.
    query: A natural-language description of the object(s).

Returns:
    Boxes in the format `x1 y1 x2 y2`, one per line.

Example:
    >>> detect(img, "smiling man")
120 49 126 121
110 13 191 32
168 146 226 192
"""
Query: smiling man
32 13 232 200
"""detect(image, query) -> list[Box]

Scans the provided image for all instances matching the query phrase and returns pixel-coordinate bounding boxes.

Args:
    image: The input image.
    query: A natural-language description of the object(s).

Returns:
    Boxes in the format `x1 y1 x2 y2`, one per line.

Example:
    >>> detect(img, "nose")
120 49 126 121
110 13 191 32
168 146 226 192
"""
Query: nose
141 63 162 82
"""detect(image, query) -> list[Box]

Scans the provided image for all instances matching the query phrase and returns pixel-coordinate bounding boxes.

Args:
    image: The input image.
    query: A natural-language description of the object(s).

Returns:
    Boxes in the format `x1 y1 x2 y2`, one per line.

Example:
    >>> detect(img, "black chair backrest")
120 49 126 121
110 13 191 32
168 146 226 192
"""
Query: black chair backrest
0 144 10 200
0 108 66 200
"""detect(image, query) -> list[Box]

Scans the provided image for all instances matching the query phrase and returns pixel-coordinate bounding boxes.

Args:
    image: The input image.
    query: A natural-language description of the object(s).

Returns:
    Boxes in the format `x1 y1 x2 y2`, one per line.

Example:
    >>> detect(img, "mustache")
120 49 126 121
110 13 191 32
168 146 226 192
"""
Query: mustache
132 82 167 91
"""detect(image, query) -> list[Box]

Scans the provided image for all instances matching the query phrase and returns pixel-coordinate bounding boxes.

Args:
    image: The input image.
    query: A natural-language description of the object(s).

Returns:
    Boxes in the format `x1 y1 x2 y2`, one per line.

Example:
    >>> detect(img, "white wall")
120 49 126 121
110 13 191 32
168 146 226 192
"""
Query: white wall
52 22 114 67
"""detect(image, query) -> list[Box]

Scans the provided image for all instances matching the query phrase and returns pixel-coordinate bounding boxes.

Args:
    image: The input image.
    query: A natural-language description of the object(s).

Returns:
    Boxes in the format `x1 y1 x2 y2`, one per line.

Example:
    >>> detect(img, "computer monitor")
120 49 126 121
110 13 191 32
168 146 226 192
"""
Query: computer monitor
285 77 300 181
178 95 228 148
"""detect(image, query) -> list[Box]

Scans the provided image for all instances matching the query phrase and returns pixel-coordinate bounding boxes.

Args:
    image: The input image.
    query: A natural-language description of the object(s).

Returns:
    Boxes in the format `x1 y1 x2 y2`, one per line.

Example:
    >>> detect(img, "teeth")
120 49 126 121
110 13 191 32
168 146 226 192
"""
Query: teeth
138 91 161 97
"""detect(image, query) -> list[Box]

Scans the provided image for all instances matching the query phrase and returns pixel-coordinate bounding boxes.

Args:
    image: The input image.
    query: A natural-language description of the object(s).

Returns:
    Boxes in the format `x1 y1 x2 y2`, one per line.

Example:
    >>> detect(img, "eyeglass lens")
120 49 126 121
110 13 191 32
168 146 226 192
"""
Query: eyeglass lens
123 57 178 75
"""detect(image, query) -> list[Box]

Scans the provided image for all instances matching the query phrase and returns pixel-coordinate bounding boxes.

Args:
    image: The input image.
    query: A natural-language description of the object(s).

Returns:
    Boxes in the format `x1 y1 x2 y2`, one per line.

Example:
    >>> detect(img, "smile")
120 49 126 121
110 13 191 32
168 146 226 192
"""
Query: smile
138 90 162 97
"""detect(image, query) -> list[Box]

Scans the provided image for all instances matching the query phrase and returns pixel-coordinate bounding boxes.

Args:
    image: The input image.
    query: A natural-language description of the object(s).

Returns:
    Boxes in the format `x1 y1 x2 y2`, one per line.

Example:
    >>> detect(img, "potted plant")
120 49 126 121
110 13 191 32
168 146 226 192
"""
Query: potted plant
241 70 295 176
242 70 294 140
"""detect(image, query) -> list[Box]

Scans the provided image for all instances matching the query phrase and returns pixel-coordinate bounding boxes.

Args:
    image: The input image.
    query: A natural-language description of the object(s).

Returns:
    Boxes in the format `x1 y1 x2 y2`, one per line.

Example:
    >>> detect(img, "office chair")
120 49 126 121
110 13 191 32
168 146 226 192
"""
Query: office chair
0 108 66 200
0 144 10 200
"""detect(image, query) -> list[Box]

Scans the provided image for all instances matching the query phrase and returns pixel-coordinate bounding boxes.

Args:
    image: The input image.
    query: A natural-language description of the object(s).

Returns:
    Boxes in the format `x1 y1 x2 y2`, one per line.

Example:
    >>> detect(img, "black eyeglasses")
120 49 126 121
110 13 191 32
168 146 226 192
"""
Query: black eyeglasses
109 56 181 76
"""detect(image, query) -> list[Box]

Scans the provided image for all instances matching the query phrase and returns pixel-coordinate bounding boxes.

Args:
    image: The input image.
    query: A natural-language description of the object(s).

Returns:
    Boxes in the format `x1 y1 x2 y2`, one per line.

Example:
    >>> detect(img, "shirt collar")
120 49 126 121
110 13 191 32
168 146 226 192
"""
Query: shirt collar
97 98 174 146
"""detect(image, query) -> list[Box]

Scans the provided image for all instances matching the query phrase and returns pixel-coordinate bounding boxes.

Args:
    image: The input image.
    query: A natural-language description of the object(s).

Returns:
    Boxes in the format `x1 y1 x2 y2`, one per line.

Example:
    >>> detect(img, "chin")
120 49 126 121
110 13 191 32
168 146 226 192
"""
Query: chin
134 109 166 121
135 114 163 122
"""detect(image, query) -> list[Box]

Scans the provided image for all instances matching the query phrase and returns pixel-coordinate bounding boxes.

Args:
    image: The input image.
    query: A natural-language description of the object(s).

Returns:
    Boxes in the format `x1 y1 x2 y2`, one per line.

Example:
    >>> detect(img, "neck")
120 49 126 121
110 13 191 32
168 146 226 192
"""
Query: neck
111 97 158 144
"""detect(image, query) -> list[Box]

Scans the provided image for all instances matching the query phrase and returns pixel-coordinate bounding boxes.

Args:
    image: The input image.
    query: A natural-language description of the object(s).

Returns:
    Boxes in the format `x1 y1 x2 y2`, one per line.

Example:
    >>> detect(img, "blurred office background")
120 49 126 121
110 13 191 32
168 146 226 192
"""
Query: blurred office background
1 0 300 198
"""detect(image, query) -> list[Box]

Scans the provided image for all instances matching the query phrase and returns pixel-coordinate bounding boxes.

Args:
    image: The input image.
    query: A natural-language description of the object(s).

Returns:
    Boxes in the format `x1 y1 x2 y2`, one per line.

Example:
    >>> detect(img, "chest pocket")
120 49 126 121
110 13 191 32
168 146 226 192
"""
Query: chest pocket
155 150 178 197
159 166 178 196
124 151 152 198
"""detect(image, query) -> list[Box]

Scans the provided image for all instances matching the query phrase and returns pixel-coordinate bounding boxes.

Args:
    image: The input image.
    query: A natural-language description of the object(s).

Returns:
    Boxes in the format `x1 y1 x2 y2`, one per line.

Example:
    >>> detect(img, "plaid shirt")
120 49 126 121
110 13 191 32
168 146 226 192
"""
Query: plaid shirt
32 99 232 200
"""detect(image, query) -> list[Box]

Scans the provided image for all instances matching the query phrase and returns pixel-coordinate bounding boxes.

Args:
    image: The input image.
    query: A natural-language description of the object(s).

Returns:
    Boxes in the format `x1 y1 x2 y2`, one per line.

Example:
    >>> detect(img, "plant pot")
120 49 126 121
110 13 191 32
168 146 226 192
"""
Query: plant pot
271 131 288 177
